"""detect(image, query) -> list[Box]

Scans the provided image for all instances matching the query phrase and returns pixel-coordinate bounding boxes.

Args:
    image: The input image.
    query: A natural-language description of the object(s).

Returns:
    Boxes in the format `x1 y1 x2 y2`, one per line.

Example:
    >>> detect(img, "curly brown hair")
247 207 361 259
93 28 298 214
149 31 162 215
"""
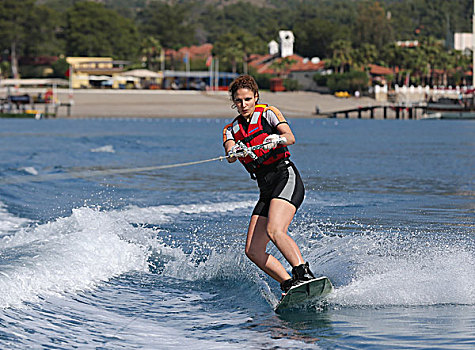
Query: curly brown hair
228 74 259 102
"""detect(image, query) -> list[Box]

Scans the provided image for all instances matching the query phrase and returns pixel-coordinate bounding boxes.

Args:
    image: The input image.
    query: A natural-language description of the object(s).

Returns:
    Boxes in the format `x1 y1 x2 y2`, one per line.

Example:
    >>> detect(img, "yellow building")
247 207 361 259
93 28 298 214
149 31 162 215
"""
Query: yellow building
66 57 130 89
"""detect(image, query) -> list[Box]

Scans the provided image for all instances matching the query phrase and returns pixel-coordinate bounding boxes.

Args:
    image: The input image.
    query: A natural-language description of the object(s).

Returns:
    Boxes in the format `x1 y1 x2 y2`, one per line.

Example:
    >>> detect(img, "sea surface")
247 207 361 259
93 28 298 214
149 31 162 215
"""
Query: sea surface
0 117 473 349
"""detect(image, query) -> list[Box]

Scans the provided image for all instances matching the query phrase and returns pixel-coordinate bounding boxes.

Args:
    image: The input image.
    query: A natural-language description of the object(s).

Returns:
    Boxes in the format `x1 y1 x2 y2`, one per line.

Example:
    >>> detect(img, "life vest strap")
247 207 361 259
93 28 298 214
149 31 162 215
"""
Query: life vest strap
241 130 264 144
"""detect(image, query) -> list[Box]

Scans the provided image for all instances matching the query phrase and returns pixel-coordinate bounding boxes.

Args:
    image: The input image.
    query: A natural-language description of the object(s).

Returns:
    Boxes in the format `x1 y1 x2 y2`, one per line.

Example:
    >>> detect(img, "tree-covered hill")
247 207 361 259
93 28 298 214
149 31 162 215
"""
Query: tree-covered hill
0 0 472 85
37 0 472 45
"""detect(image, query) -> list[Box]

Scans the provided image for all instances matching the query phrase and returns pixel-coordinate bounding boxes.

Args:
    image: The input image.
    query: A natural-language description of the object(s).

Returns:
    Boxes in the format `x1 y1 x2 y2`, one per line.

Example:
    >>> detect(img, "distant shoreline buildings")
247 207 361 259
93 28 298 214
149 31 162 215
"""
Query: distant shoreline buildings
2 30 473 93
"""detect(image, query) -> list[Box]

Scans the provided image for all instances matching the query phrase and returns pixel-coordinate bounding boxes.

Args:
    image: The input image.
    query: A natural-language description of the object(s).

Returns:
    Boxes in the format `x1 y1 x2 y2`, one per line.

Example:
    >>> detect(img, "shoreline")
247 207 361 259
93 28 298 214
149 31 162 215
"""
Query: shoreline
2 88 381 119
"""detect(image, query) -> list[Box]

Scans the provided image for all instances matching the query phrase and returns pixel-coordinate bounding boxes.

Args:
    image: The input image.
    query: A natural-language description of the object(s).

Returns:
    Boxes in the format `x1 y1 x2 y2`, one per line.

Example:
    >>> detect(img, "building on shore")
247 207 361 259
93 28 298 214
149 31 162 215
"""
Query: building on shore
66 57 137 89
248 31 326 91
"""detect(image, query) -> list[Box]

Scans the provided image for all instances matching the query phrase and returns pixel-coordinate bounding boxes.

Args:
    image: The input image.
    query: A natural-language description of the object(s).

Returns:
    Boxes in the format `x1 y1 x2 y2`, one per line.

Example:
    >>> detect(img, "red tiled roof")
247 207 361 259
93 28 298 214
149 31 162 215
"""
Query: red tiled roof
178 44 213 58
165 44 325 75
248 54 325 75
369 64 393 75
248 53 276 65
165 44 213 60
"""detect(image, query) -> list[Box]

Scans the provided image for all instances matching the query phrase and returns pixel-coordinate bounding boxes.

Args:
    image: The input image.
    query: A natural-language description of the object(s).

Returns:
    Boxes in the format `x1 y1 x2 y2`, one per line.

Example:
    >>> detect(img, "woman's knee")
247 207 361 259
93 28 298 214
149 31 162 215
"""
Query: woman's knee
266 224 285 242
245 244 264 263
245 245 256 261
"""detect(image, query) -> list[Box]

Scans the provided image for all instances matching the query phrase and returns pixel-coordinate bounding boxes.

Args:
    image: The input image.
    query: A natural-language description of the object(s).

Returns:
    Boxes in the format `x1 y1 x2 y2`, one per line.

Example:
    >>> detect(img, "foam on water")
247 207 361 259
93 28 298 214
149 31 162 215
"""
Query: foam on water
116 200 254 224
19 167 39 175
0 200 256 310
90 145 115 153
2 197 473 312
331 247 475 306
0 207 150 309
0 201 31 236
294 221 475 307
142 209 475 310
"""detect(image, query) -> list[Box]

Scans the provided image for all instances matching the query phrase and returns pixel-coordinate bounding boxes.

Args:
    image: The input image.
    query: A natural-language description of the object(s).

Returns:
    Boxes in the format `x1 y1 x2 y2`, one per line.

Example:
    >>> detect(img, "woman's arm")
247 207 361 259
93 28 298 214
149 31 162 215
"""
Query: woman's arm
224 140 237 163
275 123 295 145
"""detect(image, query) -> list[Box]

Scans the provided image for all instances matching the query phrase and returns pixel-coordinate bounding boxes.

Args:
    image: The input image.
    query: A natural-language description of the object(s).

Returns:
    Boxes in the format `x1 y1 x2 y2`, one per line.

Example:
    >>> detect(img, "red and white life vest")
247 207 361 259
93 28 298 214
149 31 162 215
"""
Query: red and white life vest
231 104 290 173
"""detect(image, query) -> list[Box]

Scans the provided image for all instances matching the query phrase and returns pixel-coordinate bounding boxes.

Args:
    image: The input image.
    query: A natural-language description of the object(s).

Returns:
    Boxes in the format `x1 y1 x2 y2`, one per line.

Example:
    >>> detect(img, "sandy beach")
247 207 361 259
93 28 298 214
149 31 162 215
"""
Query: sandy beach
44 89 379 119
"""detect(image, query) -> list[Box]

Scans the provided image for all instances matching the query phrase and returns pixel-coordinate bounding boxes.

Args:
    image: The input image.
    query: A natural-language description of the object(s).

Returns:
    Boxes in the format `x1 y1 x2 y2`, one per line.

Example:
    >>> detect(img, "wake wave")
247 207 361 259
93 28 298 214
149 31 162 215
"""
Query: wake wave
116 200 253 224
331 247 475 306
292 220 475 307
2 199 473 310
146 213 475 308
0 207 147 309
0 200 254 309
0 202 31 236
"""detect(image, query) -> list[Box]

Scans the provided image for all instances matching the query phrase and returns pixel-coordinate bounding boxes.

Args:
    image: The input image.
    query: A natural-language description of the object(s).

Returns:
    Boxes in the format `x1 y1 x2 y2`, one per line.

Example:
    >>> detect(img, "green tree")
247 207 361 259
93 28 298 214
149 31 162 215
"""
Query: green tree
433 49 454 86
270 57 297 78
354 1 393 50
326 70 369 93
386 0 472 42
199 2 279 44
400 45 428 85
353 43 378 69
140 36 162 71
212 29 265 73
23 4 64 57
380 43 398 85
329 40 354 73
0 0 36 78
419 37 444 85
450 49 472 85
294 18 350 59
65 1 139 59
138 3 195 50
51 57 70 78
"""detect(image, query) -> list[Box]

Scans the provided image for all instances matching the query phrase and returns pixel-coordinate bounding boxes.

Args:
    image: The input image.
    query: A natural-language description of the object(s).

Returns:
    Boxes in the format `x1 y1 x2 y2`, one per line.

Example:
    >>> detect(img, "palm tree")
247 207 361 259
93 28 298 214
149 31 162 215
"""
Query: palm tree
380 43 409 86
420 37 444 86
329 39 354 73
403 45 428 85
212 29 264 73
353 43 378 70
434 50 454 86
140 36 162 71
451 49 472 85
270 57 296 78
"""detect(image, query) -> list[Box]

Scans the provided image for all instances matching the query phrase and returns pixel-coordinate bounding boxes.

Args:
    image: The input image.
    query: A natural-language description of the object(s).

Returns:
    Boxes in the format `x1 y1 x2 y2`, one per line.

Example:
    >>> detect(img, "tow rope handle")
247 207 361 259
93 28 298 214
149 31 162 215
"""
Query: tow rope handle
236 140 258 160
229 141 273 159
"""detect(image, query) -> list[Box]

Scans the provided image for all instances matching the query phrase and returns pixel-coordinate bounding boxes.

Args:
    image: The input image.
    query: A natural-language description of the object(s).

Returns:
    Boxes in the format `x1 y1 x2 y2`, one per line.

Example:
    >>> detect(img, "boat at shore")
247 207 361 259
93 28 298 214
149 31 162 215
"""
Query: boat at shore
0 111 43 119
0 95 43 119
422 111 475 120
425 91 475 119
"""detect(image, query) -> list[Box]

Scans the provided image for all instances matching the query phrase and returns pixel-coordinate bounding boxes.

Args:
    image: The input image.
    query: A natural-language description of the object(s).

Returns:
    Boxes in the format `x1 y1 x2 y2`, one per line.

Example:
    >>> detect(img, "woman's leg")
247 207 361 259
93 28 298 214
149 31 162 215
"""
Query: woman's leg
245 214 291 283
266 198 304 267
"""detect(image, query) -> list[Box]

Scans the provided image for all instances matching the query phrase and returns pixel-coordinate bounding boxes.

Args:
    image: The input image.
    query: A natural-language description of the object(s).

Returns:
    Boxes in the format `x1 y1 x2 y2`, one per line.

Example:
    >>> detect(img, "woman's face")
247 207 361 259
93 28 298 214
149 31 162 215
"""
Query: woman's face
233 88 258 119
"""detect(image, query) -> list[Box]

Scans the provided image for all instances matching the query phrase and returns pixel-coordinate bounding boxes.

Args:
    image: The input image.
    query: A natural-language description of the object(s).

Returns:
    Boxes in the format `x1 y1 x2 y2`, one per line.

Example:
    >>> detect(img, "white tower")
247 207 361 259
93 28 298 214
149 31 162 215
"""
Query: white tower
268 40 279 55
279 30 294 58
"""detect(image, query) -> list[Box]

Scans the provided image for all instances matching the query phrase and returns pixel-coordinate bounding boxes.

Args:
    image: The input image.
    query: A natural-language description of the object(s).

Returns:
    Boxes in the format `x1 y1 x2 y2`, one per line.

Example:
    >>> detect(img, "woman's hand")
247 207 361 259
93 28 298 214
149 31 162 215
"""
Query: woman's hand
229 143 247 158
263 134 287 150
224 141 239 163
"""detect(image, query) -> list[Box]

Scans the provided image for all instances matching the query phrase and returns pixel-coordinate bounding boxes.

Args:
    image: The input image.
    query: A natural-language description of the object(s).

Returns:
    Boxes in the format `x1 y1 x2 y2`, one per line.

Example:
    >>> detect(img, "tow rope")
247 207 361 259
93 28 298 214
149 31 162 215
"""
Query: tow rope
1 142 271 185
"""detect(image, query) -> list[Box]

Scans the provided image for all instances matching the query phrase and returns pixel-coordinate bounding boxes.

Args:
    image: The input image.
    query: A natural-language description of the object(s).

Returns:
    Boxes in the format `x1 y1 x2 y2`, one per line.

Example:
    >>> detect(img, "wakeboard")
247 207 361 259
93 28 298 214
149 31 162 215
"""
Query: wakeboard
275 276 333 313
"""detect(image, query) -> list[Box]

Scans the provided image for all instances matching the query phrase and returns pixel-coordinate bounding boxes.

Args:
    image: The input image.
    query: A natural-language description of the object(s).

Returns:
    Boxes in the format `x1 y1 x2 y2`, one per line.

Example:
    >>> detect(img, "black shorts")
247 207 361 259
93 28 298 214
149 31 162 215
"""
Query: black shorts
252 159 305 217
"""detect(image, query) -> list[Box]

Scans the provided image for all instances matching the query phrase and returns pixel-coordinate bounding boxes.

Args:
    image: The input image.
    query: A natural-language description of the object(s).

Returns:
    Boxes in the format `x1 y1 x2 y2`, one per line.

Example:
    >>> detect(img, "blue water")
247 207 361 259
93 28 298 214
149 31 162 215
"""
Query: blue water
0 118 474 349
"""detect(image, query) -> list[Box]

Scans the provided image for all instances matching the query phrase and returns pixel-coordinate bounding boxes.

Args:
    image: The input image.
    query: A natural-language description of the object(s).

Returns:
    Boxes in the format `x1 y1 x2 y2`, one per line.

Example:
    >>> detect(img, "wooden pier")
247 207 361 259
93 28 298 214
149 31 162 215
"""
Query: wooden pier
326 104 427 120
